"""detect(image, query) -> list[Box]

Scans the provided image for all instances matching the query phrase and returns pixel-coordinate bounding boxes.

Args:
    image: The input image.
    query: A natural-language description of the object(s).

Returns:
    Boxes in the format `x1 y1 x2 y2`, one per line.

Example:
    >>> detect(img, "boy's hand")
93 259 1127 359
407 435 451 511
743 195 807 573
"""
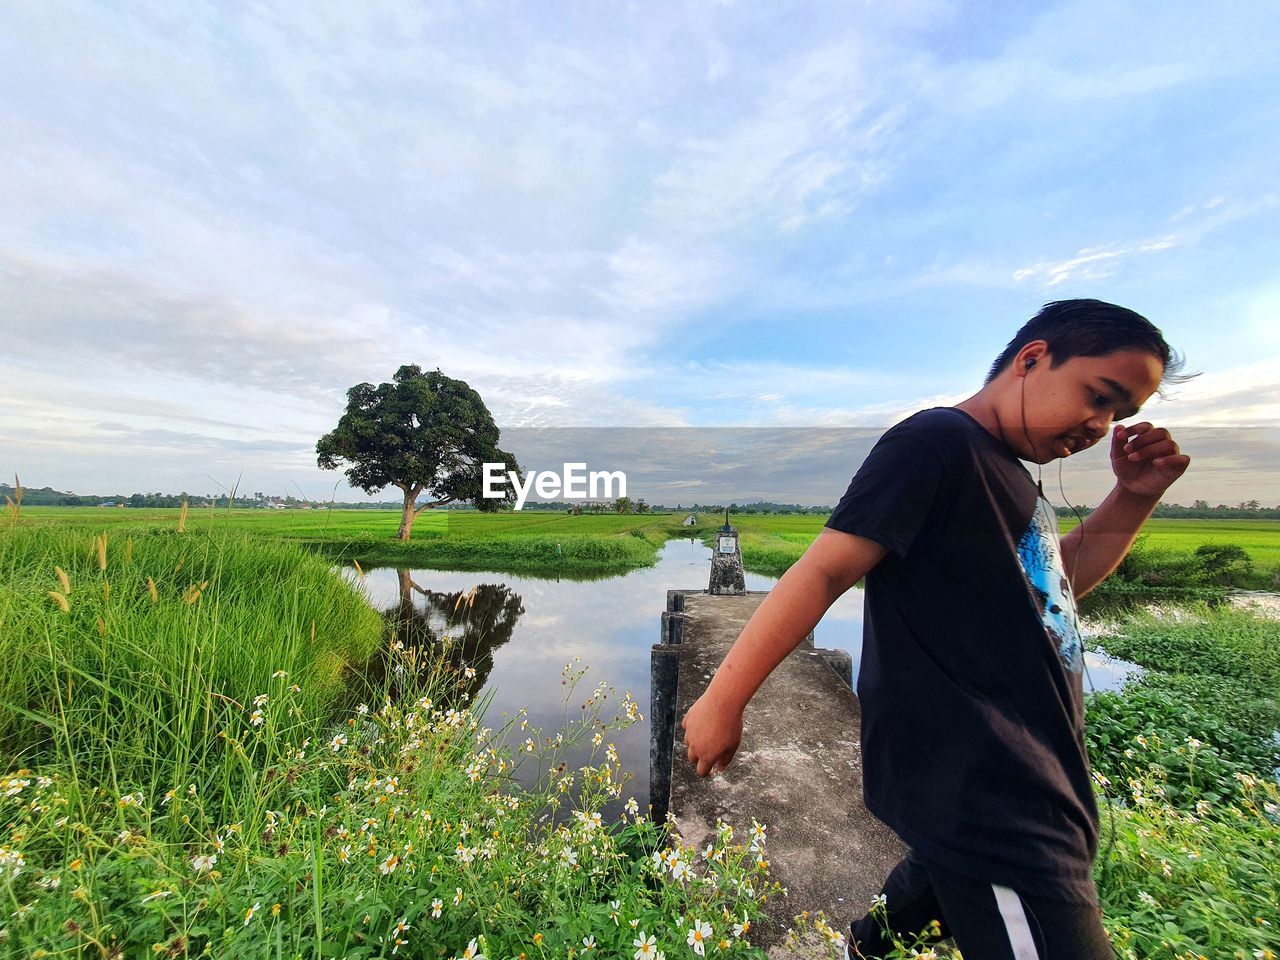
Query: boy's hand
1111 422 1190 498
681 689 744 777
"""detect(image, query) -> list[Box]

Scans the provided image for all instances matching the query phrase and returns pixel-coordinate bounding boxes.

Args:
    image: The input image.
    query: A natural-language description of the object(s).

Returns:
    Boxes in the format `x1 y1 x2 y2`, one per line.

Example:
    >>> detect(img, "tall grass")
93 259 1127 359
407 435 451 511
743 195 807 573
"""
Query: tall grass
0 526 383 808
0 527 780 958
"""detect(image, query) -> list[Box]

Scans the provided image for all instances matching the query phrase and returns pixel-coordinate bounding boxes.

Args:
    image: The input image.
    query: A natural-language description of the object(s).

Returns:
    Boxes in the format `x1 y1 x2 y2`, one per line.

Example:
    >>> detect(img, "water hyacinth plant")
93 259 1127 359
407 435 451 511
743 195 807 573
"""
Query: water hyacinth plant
1086 602 1280 959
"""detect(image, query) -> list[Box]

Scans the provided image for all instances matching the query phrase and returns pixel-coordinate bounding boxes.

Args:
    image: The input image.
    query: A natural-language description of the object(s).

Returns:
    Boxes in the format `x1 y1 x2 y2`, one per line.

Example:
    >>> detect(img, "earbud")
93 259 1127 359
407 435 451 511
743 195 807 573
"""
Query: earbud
1025 358 1037 371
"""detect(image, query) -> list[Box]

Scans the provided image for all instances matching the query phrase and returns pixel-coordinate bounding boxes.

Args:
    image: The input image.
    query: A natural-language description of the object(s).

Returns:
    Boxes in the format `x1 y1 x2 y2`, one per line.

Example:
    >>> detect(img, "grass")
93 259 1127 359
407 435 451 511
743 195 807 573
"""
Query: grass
0 526 384 796
15 505 452 539
1064 518 1280 571
727 515 1280 582
16 508 697 577
19 508 1280 584
0 526 784 959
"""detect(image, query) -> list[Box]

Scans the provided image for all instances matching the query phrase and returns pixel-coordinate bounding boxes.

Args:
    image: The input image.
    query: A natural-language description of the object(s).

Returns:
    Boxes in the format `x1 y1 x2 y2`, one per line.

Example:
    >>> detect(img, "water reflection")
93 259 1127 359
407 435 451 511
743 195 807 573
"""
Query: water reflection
370 569 526 709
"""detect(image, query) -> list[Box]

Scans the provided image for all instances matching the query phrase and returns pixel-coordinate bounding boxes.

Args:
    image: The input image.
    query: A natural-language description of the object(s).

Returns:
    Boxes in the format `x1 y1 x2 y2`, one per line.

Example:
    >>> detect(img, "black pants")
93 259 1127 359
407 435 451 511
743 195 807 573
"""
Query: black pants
848 850 1114 960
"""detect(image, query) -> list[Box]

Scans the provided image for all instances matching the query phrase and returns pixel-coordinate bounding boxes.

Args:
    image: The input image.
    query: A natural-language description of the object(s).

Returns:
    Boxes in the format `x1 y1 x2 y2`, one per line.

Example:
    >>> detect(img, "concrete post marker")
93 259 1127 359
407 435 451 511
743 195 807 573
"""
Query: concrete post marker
708 511 746 595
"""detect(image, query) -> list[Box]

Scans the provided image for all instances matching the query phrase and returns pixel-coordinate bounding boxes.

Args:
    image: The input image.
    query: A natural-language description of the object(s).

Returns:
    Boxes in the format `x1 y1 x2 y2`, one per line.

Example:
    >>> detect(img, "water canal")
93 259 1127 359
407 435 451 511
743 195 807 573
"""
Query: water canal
351 536 1141 818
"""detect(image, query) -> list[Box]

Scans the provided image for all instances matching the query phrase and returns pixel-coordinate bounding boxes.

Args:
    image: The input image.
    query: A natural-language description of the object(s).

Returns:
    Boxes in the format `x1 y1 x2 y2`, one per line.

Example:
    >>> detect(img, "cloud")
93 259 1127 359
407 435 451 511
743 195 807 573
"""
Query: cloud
1013 194 1280 288
1145 360 1280 427
1012 236 1180 287
0 253 392 397
913 194 1280 291
648 41 899 237
600 238 730 316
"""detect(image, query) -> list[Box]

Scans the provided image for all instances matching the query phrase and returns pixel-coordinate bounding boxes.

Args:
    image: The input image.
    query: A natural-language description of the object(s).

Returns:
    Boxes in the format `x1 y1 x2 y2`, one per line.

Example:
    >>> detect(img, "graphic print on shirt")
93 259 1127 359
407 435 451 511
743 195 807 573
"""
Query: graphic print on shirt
1016 498 1084 673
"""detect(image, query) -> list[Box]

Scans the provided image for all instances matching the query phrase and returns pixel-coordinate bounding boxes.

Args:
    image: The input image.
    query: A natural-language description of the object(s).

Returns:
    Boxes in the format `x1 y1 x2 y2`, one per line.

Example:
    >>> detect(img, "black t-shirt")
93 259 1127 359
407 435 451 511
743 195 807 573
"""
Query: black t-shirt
825 406 1099 904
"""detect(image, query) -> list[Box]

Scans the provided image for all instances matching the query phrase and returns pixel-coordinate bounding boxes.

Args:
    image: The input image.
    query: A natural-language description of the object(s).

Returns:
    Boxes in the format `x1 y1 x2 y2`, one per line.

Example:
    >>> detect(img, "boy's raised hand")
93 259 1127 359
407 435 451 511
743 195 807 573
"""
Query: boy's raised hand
681 689 743 777
1111 422 1190 498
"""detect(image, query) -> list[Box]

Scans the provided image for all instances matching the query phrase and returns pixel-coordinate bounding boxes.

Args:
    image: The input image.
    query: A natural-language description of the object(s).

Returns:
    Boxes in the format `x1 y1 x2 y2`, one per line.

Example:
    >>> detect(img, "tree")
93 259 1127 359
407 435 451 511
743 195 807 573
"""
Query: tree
316 365 521 540
614 496 633 514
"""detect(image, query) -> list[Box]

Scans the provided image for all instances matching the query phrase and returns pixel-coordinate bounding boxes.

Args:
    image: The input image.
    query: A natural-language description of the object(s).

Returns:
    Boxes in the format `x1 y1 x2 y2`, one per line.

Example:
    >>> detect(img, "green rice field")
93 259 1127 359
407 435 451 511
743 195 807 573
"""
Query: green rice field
14 507 1280 583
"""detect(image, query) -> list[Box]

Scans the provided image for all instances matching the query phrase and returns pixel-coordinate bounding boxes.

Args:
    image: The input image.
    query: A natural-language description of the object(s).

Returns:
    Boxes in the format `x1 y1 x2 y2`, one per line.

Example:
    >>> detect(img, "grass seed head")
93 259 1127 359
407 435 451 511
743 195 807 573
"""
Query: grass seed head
4 474 20 525
48 591 70 613
55 566 71 594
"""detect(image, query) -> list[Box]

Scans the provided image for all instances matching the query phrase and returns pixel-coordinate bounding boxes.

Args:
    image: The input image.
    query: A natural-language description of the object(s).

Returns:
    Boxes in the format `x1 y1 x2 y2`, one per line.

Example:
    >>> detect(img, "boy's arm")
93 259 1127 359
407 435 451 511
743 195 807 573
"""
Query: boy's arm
680 528 887 777
1061 421 1189 598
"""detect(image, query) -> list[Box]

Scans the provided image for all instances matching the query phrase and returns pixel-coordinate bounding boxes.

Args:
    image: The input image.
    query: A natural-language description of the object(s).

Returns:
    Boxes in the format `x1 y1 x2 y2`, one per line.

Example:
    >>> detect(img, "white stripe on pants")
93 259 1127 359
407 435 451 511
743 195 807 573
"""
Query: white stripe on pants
993 883 1040 959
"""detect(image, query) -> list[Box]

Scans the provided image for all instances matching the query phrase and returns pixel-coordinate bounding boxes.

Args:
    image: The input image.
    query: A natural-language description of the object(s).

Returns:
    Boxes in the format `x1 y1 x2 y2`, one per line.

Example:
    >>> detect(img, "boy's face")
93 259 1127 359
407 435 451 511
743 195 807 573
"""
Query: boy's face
1010 346 1164 464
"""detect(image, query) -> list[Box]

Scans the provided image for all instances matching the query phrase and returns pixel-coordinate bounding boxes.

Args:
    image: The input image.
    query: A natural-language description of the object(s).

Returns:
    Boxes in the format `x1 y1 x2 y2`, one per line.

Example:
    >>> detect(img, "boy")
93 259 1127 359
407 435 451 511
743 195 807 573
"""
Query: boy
681 300 1190 959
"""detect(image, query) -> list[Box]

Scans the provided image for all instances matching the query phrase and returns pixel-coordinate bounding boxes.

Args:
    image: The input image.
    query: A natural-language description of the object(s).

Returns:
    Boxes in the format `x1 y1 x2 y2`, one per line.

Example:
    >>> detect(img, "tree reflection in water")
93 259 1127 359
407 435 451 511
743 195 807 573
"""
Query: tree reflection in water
361 569 526 711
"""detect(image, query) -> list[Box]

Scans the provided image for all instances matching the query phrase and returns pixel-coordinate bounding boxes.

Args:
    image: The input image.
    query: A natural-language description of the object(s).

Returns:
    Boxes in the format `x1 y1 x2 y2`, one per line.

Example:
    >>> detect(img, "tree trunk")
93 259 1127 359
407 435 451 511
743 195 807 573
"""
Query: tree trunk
397 488 418 541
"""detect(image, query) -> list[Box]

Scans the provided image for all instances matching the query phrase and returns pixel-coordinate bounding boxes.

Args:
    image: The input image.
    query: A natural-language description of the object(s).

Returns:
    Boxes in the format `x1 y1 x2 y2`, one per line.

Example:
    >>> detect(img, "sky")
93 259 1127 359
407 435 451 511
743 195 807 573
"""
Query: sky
2 0 1278 506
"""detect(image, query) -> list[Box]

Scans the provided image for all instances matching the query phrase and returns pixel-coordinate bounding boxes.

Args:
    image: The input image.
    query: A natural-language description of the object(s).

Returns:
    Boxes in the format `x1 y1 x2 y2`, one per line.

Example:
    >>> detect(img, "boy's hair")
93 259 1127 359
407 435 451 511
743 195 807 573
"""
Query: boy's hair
985 299 1191 385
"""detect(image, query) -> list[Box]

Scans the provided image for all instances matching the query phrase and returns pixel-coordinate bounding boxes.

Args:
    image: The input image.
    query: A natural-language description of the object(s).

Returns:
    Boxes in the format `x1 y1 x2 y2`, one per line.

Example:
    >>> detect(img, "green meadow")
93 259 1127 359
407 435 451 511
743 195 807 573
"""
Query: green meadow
729 514 1280 583
16 507 690 578
1063 517 1280 568
24 507 1278 584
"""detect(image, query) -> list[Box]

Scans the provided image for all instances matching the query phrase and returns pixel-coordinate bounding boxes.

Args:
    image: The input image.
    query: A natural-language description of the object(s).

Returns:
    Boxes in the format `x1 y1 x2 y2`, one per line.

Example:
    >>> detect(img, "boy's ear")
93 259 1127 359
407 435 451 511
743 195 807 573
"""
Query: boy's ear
1015 341 1049 376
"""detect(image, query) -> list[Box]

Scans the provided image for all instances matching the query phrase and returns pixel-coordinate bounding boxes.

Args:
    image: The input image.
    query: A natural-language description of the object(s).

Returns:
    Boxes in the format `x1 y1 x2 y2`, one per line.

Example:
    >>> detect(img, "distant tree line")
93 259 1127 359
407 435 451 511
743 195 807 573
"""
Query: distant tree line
661 501 832 515
1053 500 1280 520
9 483 1278 520
0 485 401 510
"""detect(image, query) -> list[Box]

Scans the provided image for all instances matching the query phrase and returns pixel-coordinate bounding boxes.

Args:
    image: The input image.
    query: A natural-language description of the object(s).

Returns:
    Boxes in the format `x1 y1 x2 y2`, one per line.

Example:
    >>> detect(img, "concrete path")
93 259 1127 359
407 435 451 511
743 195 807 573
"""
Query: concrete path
662 591 906 956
